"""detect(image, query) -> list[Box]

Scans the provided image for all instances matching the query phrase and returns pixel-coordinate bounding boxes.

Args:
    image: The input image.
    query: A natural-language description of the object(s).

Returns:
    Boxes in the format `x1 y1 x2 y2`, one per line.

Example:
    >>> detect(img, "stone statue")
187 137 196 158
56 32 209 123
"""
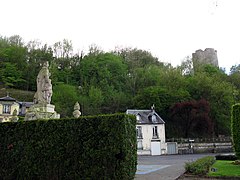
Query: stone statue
25 61 60 121
34 61 52 104
73 102 81 118
10 109 19 122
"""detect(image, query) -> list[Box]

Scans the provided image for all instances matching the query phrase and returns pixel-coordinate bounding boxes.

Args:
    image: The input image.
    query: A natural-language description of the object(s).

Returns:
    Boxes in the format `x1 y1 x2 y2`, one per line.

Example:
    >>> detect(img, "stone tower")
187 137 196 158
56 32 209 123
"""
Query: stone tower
192 48 219 67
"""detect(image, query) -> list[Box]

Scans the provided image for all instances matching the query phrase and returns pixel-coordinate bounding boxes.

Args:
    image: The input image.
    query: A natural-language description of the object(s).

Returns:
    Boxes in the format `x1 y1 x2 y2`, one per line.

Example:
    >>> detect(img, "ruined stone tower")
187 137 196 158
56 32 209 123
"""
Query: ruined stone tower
192 48 219 67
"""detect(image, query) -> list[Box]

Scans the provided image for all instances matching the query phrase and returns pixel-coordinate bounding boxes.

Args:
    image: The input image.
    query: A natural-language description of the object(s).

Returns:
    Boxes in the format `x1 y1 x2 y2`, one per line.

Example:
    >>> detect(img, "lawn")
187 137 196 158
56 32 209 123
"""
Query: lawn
208 160 240 177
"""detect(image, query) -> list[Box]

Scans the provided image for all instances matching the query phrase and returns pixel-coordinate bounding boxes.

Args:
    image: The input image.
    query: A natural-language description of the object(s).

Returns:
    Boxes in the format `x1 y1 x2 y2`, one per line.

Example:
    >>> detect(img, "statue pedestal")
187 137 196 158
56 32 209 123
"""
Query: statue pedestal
24 103 60 121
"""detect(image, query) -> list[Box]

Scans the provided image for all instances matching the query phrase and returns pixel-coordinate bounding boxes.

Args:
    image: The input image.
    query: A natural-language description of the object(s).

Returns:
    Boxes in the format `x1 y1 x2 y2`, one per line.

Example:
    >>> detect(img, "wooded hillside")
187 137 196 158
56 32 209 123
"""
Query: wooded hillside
1 35 240 138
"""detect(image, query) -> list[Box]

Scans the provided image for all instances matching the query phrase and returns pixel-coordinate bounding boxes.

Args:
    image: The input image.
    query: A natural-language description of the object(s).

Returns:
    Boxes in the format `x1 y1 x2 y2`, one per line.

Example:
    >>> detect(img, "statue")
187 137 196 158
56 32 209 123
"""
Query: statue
73 102 81 118
10 109 19 122
34 61 52 105
25 61 60 121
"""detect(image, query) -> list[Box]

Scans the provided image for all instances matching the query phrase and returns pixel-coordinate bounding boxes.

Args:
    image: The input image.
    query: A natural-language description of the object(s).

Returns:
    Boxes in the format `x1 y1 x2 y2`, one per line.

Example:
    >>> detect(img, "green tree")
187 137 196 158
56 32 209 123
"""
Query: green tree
134 86 191 118
79 52 127 91
228 64 240 103
186 73 234 136
0 62 25 88
24 42 54 91
84 86 104 115
114 47 160 69
52 84 80 117
179 56 194 76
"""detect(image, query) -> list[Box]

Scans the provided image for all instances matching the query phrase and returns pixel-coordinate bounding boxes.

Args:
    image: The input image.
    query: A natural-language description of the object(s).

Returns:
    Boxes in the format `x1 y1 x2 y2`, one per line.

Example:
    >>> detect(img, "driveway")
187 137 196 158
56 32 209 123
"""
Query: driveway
135 153 215 180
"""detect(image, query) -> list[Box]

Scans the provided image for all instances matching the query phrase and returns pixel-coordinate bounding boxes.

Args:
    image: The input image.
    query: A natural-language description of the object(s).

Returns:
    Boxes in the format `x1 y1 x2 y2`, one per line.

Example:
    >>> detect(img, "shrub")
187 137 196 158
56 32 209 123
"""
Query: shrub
185 156 216 175
0 113 137 179
231 103 240 159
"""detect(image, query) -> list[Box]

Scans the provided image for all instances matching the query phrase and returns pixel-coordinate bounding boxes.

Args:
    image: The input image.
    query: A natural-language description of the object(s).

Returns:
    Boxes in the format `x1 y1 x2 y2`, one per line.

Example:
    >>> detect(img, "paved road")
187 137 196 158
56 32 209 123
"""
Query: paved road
135 153 215 180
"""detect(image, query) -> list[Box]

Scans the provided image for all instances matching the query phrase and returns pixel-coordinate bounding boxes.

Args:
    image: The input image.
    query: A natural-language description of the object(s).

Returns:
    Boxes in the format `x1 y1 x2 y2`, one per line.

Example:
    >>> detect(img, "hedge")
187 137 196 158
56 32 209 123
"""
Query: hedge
185 156 216 175
231 103 240 159
0 113 137 179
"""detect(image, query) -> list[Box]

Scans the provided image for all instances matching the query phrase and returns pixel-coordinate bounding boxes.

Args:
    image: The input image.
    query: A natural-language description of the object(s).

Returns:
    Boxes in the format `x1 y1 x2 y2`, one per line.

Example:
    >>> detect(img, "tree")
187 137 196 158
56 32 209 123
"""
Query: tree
0 62 25 88
125 65 163 96
84 86 104 115
24 42 54 91
79 52 127 91
228 64 240 103
52 84 80 117
171 99 213 138
186 73 234 136
179 56 194 76
77 52 130 114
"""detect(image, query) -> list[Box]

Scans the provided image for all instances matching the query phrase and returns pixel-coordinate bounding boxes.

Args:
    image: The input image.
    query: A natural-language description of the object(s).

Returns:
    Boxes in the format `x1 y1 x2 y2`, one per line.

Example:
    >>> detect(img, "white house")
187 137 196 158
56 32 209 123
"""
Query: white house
0 95 34 122
0 95 20 122
126 105 167 155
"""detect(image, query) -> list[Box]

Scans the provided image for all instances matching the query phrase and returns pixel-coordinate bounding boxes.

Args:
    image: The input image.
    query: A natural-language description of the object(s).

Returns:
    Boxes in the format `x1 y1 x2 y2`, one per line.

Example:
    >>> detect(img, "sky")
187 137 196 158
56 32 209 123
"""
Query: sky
1 0 240 72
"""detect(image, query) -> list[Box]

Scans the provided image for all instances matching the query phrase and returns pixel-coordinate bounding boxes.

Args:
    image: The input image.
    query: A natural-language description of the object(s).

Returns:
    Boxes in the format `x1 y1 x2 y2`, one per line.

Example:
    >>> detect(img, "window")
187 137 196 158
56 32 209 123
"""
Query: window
137 139 143 150
136 126 143 139
152 126 159 139
136 114 140 121
3 104 11 114
152 114 157 123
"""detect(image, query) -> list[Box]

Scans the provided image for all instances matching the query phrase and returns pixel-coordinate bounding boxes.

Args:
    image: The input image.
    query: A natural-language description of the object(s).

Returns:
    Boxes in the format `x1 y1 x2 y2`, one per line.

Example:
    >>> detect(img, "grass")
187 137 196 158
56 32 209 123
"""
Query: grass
208 160 240 177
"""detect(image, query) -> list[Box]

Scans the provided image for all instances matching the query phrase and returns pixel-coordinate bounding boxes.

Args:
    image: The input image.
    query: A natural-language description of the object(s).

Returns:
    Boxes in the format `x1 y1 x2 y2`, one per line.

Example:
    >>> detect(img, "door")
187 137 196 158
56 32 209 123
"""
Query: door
151 140 161 155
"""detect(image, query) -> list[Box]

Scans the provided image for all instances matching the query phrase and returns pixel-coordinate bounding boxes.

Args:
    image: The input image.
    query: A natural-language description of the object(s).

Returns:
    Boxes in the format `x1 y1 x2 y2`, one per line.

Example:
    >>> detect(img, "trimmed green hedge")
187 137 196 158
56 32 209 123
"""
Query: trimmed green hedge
185 156 216 175
231 103 240 159
0 113 137 179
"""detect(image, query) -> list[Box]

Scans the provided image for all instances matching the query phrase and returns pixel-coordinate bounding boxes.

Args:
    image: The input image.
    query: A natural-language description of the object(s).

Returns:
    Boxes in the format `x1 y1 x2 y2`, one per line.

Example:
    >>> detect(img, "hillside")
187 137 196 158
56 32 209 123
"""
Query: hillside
0 85 34 102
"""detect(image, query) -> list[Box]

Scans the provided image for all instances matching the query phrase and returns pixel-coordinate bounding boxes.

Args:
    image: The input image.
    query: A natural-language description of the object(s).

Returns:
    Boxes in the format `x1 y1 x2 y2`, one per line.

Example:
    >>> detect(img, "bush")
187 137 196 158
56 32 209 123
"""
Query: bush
185 156 216 175
231 103 240 159
0 113 137 179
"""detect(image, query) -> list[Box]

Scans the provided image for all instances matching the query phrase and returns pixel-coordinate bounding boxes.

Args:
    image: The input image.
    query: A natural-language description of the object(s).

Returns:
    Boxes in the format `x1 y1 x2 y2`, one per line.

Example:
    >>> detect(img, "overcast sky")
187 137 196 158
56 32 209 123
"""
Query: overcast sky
1 0 240 72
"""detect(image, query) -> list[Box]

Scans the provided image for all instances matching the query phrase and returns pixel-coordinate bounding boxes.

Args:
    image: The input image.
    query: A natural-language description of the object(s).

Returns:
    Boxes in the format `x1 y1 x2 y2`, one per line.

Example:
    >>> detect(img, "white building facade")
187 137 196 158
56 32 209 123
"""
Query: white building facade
127 106 167 155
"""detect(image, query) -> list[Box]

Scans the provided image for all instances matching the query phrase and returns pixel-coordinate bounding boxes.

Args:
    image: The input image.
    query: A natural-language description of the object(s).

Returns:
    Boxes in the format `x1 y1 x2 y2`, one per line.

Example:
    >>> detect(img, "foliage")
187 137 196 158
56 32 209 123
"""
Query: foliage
231 103 240 159
0 34 239 138
0 62 25 88
185 156 215 175
79 52 127 91
0 113 137 179
186 73 234 136
208 160 240 177
0 87 34 102
52 84 80 117
171 99 213 138
114 47 160 70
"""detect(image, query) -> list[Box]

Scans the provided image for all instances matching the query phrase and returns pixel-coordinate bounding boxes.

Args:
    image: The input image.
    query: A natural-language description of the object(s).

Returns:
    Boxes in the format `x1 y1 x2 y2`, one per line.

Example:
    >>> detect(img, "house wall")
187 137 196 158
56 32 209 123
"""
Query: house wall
138 124 166 154
0 102 19 122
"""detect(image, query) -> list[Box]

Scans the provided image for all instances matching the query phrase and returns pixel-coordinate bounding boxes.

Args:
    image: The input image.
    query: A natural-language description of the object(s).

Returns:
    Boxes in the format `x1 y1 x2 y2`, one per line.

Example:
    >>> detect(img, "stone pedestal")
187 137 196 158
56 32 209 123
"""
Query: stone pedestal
24 103 60 121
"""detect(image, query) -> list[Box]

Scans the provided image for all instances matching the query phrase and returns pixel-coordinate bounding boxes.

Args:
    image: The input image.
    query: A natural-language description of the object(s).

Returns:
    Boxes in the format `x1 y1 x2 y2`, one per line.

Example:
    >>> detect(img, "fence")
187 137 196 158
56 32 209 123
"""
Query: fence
166 137 232 143
167 137 233 154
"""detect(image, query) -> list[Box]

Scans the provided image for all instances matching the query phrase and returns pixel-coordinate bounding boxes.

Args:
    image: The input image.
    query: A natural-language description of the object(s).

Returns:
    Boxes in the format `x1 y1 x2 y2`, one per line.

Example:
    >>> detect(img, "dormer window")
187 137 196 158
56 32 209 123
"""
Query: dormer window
136 114 140 121
152 114 157 123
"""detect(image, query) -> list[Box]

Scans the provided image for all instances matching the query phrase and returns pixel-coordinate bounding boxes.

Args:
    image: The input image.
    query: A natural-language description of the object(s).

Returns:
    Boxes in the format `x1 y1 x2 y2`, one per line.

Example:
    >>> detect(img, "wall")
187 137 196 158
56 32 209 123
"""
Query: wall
137 124 166 155
178 142 233 154
192 48 219 67
0 102 19 122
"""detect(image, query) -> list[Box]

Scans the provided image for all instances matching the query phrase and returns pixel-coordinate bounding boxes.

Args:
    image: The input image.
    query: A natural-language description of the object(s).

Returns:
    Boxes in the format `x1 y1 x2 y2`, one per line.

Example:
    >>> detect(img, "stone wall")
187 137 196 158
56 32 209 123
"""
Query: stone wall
178 142 233 154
